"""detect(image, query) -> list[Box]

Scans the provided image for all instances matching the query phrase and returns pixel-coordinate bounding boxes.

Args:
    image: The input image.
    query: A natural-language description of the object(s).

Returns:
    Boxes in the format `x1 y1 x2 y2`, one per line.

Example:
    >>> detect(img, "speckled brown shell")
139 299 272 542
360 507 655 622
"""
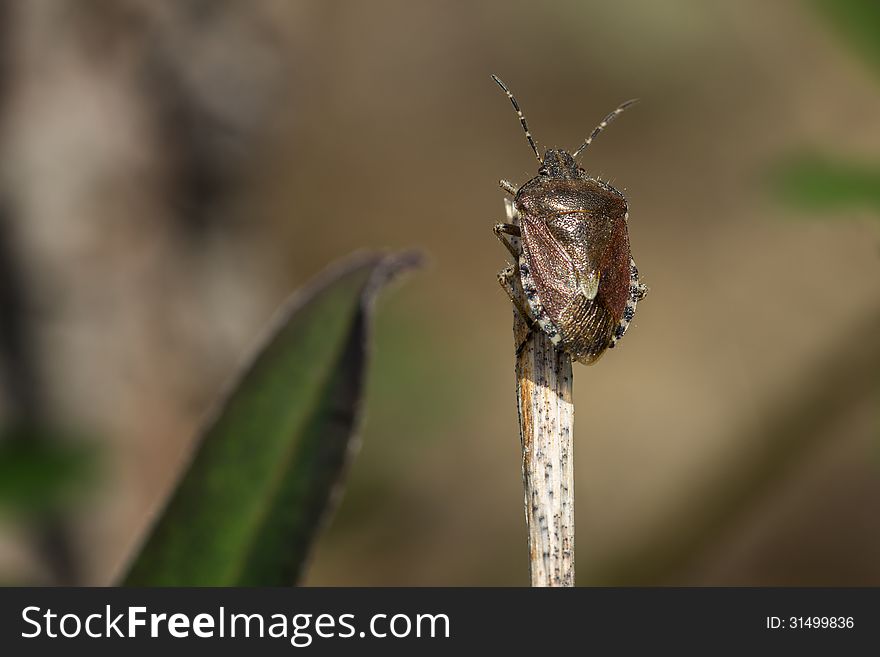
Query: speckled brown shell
515 169 638 364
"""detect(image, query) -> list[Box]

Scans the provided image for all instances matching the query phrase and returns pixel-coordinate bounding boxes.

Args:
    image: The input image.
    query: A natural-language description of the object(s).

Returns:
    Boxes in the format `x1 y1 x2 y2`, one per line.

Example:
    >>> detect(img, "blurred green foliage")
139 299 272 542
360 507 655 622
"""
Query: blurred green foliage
771 152 880 214
123 252 419 586
0 428 97 517
774 1 880 215
813 0 880 79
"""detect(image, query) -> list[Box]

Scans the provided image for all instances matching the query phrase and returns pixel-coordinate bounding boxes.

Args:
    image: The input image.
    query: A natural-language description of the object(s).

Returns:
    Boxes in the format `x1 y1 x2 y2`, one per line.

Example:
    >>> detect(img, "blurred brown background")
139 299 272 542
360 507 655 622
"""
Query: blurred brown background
0 0 878 586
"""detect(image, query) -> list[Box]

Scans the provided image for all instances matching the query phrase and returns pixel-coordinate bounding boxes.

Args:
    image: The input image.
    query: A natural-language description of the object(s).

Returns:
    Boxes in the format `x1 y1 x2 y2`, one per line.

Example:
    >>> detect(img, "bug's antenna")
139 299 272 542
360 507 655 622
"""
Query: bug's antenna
571 98 639 159
491 75 542 163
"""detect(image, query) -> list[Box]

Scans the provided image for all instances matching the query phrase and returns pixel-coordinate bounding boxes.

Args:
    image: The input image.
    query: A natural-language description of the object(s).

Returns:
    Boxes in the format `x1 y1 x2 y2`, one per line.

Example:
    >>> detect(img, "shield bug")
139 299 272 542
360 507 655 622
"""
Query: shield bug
491 74 647 365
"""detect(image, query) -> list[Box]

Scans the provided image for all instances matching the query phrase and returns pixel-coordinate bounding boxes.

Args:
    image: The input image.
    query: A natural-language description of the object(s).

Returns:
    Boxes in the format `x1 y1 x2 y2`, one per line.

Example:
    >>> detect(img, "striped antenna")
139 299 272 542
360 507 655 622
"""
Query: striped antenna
491 75 541 163
571 98 639 159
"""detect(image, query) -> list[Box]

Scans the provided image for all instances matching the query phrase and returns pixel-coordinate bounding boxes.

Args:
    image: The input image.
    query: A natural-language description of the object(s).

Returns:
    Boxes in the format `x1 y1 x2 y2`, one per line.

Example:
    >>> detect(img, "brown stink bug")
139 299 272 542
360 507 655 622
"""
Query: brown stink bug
491 75 647 365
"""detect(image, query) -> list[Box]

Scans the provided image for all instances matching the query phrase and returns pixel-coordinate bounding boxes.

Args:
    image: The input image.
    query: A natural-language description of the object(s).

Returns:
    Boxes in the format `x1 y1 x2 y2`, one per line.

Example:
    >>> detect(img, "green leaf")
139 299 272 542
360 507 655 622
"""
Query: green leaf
122 250 422 586
770 152 880 214
812 0 880 79
0 428 98 516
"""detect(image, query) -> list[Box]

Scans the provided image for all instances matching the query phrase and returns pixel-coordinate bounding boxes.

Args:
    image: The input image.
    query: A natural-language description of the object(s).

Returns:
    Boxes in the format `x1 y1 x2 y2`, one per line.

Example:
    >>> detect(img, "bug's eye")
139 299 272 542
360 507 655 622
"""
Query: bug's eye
538 166 548 175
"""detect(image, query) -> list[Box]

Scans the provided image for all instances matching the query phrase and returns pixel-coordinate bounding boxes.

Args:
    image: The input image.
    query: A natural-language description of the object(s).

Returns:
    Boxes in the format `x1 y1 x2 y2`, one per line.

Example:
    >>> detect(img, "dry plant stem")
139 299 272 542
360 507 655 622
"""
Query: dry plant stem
513 291 575 587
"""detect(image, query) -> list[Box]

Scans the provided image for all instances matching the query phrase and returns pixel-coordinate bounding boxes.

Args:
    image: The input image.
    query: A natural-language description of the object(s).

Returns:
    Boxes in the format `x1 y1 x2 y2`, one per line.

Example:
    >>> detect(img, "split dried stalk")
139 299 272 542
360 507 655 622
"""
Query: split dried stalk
509 254 575 587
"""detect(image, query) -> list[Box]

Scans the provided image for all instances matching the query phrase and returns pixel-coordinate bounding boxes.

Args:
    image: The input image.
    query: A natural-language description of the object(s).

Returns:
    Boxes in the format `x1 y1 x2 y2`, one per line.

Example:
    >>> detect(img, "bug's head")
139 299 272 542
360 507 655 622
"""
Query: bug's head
539 149 582 180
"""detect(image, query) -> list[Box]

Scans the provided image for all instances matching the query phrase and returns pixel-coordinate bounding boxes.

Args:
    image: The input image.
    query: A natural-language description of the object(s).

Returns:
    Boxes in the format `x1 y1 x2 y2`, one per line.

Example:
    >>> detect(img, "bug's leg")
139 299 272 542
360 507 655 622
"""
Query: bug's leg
498 265 536 332
499 179 518 196
494 222 521 237
494 222 521 260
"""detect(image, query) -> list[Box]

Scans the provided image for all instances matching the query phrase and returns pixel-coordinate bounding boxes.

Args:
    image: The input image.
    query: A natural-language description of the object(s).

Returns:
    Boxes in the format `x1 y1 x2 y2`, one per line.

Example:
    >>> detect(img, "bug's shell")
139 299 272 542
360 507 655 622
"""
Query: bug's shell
514 150 644 364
